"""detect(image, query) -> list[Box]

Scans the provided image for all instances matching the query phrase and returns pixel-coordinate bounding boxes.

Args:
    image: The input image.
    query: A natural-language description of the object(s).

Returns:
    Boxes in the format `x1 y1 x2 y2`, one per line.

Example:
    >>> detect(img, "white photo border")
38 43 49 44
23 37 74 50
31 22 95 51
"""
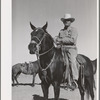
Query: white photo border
1 0 12 100
1 0 99 100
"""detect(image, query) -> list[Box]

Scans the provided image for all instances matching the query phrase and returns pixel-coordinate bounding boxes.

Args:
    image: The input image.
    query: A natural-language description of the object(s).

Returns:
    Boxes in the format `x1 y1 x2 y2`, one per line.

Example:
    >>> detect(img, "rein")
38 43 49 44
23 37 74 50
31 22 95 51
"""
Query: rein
31 29 56 84
37 45 54 56
33 29 54 56
36 45 54 71
37 51 55 84
37 51 55 71
33 30 54 71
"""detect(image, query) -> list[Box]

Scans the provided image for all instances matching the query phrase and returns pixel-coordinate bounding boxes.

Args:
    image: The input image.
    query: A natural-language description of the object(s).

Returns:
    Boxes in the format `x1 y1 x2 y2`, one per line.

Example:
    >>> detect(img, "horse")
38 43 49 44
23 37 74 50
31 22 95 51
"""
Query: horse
12 61 39 86
28 22 94 100
12 63 26 86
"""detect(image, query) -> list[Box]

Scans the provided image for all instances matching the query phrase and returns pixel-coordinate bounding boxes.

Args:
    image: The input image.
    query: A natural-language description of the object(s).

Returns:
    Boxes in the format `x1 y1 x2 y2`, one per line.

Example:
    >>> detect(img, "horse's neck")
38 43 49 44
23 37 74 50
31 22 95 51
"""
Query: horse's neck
39 34 55 68
39 47 54 69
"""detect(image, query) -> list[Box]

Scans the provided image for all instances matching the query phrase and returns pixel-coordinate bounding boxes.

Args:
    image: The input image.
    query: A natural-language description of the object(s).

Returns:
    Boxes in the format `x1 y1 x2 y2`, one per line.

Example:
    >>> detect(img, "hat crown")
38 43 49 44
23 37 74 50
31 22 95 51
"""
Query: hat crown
61 13 75 22
64 14 72 19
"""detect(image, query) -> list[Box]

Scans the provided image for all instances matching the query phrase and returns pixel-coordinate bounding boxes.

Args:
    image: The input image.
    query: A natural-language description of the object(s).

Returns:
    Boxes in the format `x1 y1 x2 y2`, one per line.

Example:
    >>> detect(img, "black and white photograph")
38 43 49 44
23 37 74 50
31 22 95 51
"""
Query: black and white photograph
1 0 99 100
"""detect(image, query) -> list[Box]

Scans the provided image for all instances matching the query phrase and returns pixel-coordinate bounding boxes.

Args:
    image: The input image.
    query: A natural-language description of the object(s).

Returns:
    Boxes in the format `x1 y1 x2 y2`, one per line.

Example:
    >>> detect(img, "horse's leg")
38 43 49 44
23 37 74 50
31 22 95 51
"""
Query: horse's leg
15 72 21 85
78 80 85 100
78 86 85 100
41 82 50 100
15 76 19 85
32 73 36 86
53 81 60 100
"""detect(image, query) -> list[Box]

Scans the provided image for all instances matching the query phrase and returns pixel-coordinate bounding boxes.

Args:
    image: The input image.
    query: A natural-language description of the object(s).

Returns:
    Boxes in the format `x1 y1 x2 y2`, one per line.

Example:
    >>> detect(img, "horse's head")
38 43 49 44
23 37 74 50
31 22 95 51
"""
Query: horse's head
28 22 54 55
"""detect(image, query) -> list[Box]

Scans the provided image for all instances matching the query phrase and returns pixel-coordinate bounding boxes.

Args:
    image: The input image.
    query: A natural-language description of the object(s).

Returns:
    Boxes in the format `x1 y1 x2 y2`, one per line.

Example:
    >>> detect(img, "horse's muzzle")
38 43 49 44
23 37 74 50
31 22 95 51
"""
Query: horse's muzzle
29 51 35 54
28 43 36 54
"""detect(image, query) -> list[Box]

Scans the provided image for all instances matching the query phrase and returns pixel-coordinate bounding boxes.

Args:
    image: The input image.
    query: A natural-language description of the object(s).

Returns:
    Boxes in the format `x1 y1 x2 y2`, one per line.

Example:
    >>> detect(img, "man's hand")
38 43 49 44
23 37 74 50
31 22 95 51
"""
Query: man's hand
56 38 62 42
53 36 62 45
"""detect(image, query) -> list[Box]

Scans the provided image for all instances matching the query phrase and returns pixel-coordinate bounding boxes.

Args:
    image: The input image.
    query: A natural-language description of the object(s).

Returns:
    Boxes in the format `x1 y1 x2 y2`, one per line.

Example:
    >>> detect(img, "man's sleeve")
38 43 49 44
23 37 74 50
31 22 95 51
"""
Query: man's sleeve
53 36 58 43
54 31 62 42
61 28 78 45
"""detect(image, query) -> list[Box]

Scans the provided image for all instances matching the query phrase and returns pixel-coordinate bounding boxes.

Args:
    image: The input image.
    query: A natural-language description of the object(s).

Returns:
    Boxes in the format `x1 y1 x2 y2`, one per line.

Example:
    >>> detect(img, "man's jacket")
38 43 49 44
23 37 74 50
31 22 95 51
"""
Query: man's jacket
56 26 78 47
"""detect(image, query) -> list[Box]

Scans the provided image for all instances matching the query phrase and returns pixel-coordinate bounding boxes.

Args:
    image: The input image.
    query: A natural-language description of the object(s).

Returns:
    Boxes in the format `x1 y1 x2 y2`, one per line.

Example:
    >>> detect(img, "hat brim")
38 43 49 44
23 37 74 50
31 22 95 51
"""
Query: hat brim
61 18 75 22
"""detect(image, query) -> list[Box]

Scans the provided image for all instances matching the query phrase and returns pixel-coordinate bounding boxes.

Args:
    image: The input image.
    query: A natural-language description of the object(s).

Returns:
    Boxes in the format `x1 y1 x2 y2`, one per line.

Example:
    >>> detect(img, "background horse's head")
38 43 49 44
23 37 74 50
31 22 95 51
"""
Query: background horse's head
28 22 54 55
20 62 29 74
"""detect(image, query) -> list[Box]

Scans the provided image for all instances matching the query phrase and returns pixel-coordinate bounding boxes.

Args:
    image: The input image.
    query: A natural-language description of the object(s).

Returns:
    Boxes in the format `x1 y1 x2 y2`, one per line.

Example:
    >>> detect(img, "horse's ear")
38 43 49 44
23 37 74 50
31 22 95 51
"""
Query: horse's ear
42 22 48 30
24 62 27 65
30 22 36 30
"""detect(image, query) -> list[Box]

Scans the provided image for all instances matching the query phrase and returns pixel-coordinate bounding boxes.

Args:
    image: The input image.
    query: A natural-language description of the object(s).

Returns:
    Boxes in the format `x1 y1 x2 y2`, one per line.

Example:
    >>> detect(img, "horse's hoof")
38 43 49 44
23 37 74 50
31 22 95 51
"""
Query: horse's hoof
12 84 14 87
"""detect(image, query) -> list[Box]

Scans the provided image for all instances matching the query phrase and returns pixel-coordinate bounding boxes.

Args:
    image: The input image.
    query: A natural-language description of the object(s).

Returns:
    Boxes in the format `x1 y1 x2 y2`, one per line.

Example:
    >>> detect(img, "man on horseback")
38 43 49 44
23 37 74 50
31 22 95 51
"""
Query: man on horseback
54 14 79 90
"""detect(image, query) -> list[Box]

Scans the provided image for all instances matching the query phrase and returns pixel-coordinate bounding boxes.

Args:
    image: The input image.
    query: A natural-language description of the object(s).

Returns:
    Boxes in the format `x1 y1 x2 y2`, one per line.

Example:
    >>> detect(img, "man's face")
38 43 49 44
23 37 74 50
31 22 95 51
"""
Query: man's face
63 20 71 27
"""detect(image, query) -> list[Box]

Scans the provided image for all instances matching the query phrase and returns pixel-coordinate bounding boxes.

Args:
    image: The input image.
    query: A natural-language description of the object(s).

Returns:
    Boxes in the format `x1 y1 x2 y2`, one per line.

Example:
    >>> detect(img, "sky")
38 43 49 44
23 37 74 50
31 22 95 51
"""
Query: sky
12 0 98 65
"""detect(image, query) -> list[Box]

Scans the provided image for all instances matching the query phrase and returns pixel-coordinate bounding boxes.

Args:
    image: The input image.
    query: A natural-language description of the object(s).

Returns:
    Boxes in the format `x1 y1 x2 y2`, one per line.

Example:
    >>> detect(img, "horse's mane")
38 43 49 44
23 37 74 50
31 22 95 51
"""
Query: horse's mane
44 30 63 54
45 30 54 43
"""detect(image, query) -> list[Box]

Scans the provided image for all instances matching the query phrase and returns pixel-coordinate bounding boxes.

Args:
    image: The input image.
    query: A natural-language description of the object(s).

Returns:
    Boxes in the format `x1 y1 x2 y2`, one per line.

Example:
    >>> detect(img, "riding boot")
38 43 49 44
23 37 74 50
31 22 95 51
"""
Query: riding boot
65 80 78 91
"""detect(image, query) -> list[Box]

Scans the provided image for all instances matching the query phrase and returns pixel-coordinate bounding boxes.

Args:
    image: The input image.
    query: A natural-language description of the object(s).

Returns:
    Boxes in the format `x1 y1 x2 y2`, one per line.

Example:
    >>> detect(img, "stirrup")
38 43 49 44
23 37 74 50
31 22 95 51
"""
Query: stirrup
73 80 78 88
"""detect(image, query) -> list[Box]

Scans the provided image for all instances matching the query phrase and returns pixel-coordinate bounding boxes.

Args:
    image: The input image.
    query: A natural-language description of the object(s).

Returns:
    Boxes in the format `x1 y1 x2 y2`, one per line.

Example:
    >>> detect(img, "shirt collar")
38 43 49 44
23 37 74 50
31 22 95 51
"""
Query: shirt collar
63 26 72 31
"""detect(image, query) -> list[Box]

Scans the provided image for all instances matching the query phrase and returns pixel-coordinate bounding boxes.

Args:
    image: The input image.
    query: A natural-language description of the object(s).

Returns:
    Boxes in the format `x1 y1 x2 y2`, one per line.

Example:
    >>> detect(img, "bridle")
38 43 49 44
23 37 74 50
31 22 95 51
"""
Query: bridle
31 29 54 56
30 29 55 72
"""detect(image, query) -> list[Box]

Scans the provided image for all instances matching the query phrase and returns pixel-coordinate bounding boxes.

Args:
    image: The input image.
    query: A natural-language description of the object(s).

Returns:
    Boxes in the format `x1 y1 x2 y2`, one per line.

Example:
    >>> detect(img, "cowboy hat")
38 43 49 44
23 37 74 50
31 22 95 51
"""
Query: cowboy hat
61 14 75 22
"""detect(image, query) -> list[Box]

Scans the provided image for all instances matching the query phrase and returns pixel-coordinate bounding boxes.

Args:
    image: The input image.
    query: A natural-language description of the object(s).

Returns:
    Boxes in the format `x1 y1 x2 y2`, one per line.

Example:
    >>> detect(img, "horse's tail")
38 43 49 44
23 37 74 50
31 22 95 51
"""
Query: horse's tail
93 65 97 75
93 77 96 90
91 59 97 89
85 76 94 100
91 59 97 74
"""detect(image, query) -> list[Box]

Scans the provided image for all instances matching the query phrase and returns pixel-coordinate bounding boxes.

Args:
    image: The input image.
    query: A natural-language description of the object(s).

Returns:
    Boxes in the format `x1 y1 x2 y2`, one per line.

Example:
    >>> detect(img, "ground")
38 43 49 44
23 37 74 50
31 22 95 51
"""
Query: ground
12 73 97 100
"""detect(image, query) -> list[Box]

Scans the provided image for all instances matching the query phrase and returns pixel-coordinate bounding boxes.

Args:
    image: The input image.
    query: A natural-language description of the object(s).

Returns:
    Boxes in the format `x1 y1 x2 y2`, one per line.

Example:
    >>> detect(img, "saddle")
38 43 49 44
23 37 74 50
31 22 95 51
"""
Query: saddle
76 54 86 66
76 55 86 90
